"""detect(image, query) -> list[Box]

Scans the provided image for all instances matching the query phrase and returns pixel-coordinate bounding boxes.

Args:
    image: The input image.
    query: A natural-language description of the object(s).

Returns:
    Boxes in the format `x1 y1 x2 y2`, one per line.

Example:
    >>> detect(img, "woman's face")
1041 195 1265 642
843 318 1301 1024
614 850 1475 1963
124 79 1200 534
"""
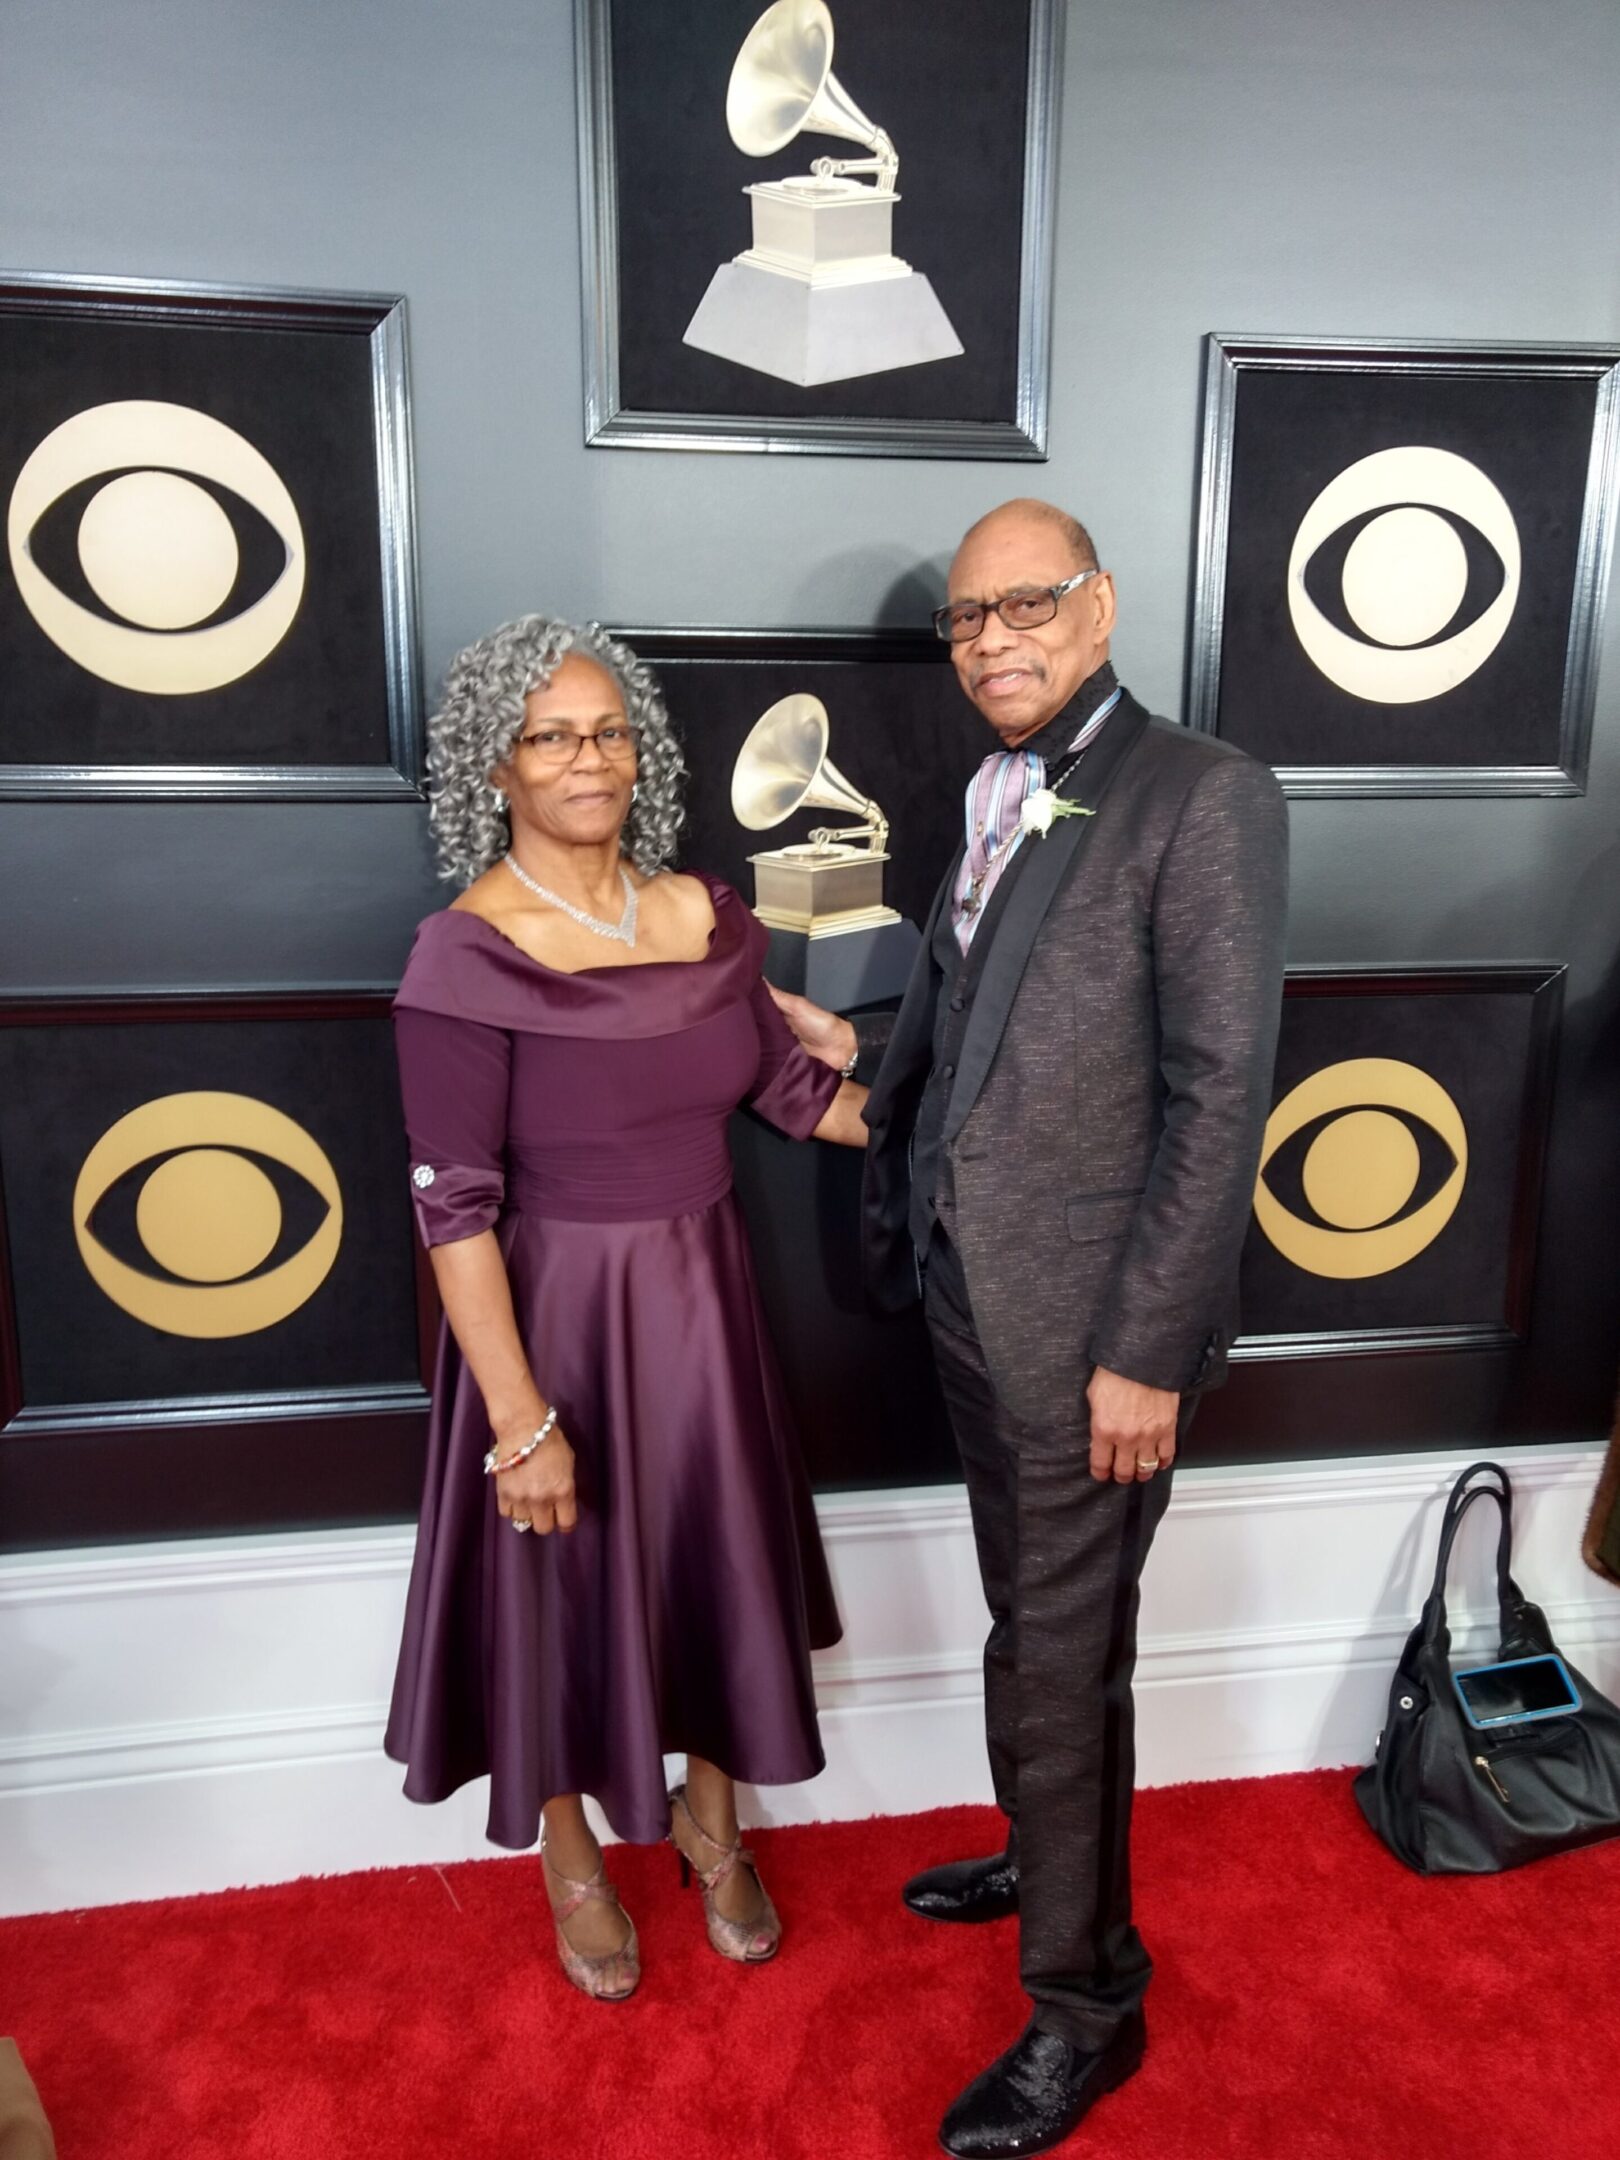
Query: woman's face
495 653 638 852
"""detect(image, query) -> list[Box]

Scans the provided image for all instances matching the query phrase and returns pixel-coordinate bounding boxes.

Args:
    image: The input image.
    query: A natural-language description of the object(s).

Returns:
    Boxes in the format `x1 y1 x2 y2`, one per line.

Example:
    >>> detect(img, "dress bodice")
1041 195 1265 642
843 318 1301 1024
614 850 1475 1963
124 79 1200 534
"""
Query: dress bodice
392 874 839 1228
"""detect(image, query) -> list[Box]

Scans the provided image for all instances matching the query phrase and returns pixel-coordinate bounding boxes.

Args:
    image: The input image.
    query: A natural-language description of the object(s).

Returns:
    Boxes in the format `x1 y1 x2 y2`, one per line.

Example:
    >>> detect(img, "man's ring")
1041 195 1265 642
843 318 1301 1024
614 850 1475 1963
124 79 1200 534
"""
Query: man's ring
512 1517 534 1533
1136 1458 1158 1473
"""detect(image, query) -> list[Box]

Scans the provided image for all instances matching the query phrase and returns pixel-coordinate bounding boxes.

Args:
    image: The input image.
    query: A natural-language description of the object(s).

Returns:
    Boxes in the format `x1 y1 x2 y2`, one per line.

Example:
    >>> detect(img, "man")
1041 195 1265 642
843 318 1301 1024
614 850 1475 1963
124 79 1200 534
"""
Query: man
774 499 1289 2158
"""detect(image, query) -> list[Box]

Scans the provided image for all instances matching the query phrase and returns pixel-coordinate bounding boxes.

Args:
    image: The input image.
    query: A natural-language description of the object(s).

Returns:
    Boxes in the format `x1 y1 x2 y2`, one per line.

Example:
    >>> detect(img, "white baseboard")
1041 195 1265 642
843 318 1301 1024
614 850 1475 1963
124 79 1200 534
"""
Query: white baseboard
1 1442 1614 1914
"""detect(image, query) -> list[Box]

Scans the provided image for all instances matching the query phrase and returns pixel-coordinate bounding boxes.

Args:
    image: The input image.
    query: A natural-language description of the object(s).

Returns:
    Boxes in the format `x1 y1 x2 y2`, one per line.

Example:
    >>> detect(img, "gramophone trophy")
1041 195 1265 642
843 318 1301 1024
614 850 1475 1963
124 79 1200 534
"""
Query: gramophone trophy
732 692 920 1004
683 0 963 388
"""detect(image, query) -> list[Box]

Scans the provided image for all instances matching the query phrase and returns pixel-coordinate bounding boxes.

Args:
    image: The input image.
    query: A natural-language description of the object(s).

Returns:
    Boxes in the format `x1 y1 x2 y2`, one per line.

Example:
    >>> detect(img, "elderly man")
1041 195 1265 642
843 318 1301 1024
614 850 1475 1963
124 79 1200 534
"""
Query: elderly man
774 498 1289 2157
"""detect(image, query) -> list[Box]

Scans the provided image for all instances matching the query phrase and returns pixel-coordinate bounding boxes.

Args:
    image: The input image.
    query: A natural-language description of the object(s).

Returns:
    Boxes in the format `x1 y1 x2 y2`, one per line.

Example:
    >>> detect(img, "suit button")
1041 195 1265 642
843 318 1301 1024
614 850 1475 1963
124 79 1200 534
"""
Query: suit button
942 1063 955 1079
949 995 965 1011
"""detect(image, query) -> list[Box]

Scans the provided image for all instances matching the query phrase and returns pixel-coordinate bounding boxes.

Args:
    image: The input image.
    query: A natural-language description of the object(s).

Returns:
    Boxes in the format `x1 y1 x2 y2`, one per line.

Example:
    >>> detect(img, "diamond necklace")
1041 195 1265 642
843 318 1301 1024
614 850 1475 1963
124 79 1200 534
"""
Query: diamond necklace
502 853 638 947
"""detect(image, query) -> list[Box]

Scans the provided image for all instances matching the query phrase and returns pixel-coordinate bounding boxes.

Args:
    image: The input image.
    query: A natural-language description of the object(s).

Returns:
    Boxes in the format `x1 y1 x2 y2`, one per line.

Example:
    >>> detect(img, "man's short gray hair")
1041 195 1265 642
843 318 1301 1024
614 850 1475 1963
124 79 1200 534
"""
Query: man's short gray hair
425 617 686 886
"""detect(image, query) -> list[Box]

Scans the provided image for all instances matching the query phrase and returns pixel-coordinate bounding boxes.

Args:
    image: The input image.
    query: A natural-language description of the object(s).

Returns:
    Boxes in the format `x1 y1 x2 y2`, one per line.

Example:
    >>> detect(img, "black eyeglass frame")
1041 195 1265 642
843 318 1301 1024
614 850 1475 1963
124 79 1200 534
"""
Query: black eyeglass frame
931 566 1103 644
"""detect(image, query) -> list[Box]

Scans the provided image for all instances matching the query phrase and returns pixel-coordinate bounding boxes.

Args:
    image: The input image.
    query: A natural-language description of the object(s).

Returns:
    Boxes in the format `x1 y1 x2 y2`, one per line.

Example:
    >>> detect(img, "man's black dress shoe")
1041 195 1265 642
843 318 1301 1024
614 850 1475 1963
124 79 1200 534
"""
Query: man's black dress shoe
902 1851 1019 1923
938 2013 1146 2159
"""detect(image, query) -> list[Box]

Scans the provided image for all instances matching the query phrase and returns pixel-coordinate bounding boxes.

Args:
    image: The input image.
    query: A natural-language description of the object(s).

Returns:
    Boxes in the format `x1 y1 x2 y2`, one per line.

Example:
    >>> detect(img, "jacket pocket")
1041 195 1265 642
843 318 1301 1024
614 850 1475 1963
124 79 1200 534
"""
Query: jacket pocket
1065 1189 1143 1244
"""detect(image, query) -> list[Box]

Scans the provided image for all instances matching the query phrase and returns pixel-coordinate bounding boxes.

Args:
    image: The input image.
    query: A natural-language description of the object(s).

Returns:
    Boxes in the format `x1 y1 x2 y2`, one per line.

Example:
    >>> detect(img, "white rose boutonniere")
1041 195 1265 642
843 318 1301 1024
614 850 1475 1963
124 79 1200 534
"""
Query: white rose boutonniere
1018 788 1096 839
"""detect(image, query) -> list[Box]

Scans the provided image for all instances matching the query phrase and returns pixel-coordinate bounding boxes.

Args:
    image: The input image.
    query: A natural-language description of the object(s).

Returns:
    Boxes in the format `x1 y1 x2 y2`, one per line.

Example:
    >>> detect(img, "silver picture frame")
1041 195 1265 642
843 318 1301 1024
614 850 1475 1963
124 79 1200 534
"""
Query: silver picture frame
1228 962 1564 1365
0 270 424 801
1188 334 1620 797
576 0 1064 459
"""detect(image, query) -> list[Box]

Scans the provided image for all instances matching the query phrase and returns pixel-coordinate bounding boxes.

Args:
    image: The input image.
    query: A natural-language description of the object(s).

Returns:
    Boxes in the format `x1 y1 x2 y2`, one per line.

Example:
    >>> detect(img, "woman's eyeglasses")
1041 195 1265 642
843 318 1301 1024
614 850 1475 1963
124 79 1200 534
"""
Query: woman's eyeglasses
517 724 638 766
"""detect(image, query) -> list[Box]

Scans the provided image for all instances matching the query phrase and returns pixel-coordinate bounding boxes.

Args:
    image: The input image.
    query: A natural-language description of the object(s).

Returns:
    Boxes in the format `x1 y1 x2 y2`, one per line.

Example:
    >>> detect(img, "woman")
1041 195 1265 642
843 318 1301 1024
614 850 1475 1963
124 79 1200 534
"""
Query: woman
385 616 868 2003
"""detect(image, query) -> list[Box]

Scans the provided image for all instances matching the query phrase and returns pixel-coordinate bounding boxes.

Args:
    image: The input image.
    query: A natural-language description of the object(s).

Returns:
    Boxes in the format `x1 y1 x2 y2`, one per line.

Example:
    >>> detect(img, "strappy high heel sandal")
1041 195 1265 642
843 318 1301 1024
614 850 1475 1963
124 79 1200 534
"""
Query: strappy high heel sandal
667 1782 782 1964
540 1837 640 2002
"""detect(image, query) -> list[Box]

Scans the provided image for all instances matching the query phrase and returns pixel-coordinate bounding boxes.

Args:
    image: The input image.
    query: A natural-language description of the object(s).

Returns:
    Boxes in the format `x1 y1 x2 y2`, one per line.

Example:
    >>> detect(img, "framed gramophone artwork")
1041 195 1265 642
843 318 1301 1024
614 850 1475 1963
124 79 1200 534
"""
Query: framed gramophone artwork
0 271 423 800
1188 335 1620 796
576 0 1064 457
615 624 980 1491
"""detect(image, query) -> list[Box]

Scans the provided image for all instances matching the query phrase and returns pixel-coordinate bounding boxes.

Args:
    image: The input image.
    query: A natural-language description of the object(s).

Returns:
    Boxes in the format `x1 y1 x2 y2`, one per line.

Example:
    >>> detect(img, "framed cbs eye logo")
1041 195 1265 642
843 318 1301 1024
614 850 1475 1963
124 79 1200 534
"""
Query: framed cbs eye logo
1189 335 1620 797
0 272 423 800
0 992 434 1551
1230 965 1564 1363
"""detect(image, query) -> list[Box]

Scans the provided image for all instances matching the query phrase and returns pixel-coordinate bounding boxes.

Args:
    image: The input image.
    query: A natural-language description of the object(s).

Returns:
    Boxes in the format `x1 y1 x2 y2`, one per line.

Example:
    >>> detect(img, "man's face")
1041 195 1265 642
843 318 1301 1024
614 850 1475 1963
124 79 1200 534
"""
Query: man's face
946 515 1116 746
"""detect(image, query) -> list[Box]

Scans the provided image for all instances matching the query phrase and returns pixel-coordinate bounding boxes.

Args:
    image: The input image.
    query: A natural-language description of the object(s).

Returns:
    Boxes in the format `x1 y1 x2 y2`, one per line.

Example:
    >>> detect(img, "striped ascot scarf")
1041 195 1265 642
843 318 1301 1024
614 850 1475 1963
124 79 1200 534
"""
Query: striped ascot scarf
950 687 1121 952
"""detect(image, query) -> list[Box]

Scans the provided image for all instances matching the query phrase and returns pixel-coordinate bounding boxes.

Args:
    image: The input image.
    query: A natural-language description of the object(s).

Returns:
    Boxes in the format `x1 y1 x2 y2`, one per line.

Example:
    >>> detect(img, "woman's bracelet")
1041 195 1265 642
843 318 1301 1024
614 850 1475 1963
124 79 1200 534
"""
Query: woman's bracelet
483 1404 558 1477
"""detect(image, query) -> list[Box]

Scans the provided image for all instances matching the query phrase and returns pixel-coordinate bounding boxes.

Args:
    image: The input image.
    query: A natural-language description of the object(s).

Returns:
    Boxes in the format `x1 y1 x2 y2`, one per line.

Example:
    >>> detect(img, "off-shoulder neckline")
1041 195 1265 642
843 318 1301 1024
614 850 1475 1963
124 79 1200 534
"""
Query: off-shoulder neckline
430 872 730 980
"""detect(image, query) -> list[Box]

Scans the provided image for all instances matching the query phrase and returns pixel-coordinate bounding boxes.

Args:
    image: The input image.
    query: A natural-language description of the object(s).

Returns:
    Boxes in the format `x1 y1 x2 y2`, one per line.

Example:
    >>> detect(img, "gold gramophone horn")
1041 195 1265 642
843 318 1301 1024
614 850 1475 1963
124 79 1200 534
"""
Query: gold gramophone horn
731 693 886 847
725 0 898 189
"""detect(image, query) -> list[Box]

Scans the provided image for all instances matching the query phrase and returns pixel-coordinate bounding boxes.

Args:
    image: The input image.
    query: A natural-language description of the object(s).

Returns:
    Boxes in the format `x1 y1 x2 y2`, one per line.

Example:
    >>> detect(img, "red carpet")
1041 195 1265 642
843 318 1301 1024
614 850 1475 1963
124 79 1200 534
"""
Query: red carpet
4 1769 1618 2159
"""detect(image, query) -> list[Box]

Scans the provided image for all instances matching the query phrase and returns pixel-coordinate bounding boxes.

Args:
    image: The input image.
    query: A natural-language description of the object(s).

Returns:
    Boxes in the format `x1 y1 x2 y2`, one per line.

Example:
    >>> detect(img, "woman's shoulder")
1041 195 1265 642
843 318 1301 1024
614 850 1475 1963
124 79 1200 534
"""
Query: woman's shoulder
394 905 527 1024
652 869 763 962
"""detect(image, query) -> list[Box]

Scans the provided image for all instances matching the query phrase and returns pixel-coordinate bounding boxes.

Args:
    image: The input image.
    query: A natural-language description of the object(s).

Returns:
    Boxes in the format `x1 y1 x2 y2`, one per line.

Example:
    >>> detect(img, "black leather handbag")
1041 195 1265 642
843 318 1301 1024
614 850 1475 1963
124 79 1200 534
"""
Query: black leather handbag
1354 1459 1620 1874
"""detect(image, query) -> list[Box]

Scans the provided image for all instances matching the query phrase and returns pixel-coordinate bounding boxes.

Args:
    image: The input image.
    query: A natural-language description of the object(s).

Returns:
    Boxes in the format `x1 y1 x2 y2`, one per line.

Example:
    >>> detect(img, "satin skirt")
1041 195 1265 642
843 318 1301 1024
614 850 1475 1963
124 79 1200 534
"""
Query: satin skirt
384 1193 842 1847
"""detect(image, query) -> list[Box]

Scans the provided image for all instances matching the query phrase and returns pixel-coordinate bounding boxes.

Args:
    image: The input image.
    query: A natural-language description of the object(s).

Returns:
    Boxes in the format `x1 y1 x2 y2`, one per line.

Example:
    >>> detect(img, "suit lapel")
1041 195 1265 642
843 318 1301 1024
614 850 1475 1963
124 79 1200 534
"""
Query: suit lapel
942 695 1151 1144
864 842 962 1126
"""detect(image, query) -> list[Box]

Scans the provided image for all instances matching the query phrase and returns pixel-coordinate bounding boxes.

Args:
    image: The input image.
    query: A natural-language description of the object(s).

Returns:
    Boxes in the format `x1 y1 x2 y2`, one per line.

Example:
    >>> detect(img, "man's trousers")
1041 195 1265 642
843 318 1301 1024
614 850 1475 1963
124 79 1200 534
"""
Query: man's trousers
923 1225 1176 2051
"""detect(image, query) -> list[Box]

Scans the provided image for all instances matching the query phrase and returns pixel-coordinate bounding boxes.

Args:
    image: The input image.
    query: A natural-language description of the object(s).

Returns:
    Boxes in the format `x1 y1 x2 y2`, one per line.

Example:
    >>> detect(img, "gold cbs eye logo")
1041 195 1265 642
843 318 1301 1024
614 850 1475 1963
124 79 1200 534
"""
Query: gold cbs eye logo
1253 1058 1467 1280
73 1092 342 1339
7 400 306 695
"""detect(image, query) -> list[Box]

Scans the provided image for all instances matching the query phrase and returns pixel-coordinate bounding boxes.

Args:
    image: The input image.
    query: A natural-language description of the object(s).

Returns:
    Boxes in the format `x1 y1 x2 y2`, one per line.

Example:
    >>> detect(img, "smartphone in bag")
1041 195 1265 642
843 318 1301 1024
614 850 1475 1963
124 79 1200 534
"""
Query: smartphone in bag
1452 1652 1581 1729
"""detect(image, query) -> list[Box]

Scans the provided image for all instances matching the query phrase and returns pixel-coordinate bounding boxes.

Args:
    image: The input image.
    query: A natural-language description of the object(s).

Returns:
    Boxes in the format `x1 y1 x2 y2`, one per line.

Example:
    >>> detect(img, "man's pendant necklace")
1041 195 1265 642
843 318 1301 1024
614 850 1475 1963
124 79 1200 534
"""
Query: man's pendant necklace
502 853 638 947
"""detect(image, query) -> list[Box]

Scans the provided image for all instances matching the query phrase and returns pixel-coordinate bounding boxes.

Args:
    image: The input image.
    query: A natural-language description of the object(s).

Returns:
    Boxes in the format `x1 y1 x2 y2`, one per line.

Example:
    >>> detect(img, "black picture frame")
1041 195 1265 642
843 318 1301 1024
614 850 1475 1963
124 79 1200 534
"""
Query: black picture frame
0 990 435 1551
0 271 424 800
617 624 976 1491
1229 964 1564 1364
1188 335 1620 796
577 0 1063 458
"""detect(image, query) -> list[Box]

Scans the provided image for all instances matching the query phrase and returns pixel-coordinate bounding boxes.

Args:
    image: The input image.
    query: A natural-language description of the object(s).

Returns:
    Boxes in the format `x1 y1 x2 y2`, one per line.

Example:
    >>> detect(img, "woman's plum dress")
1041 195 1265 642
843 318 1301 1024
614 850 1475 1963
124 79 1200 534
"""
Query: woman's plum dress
384 874 843 1846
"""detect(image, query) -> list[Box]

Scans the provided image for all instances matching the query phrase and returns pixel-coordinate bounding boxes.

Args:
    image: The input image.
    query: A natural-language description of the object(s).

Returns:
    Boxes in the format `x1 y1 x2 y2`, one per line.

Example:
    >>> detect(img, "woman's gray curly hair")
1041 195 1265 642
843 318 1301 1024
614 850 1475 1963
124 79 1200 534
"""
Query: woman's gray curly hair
425 616 686 885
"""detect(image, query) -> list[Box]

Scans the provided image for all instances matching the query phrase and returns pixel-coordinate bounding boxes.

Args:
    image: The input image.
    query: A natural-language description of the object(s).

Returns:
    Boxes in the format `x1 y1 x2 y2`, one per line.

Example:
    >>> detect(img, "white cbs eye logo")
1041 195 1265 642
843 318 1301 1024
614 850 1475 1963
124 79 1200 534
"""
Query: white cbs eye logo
6 400 306 695
1286 447 1520 704
1253 1057 1468 1280
73 1091 342 1339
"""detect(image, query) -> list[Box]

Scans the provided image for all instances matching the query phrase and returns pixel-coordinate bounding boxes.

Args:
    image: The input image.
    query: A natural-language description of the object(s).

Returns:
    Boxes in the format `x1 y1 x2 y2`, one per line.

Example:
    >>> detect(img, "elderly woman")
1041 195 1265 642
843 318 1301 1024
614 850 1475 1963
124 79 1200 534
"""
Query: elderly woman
384 617 867 2003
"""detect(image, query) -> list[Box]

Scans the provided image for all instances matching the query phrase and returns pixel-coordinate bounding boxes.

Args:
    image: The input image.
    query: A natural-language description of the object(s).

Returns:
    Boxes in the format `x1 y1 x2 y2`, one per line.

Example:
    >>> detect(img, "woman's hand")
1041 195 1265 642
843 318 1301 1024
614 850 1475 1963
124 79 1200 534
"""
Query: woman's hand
494 1428 579 1534
767 985 858 1075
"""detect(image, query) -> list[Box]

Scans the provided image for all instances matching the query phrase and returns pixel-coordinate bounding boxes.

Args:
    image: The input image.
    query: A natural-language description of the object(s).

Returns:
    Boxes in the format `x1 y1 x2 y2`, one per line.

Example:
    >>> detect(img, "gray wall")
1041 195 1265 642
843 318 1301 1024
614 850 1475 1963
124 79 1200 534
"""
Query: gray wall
3 0 1618 989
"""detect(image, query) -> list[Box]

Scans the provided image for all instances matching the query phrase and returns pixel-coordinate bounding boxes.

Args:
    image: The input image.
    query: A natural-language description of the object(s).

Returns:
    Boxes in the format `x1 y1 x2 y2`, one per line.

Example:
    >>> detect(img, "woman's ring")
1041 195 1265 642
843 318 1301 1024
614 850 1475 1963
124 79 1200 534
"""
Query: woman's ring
512 1517 534 1533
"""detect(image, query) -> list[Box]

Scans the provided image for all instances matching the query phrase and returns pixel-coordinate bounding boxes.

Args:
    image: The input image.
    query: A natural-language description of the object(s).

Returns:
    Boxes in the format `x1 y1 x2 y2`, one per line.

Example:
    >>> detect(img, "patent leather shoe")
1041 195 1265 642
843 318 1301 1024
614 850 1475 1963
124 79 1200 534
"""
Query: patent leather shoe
938 2012 1145 2158
902 1851 1019 1923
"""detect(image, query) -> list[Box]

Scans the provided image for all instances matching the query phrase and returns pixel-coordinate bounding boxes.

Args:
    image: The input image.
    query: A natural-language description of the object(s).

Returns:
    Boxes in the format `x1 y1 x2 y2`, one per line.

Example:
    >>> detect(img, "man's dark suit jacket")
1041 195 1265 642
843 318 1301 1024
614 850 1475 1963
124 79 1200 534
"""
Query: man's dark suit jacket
861 688 1290 1430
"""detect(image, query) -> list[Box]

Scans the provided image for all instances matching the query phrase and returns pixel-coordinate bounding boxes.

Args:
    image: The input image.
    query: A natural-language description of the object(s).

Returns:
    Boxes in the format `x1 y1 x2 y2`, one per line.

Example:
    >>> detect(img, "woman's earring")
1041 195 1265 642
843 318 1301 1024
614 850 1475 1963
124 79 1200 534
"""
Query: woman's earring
630 781 640 803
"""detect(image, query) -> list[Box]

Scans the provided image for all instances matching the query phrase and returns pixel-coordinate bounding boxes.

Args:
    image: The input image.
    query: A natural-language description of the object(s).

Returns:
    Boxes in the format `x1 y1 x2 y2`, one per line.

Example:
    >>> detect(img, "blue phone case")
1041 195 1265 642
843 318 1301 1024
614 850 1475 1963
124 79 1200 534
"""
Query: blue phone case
1452 1652 1581 1729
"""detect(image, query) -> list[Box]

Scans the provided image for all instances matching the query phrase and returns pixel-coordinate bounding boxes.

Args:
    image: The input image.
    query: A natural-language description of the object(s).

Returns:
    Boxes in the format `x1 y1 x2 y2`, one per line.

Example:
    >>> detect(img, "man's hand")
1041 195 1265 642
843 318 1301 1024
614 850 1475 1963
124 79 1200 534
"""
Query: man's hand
768 985 858 1075
1087 1366 1178 1484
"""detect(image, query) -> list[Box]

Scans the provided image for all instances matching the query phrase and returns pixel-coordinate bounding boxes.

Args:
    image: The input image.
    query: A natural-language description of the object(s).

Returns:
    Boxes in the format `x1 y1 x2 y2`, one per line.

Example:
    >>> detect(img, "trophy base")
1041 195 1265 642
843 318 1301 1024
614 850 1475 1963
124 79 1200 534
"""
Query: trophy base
683 259 962 387
763 918 922 1009
748 844 900 938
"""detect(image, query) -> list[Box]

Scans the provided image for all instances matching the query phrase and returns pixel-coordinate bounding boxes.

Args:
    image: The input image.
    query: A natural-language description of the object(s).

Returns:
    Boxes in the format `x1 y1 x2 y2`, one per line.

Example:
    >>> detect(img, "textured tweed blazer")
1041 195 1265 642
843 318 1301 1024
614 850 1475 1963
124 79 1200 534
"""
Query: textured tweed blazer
861 688 1290 1429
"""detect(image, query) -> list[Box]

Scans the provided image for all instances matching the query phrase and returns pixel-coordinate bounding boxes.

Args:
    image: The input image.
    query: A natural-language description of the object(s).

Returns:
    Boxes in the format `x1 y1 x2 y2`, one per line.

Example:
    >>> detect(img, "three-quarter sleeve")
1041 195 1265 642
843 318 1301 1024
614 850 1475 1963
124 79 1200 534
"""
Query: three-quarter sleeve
393 1006 511 1245
743 976 842 1139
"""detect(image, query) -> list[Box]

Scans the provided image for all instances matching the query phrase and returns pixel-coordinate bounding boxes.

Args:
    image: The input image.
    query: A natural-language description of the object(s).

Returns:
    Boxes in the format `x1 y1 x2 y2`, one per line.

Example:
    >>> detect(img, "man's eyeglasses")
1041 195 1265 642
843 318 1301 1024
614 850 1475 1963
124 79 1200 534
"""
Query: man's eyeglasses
517 724 638 766
931 568 1103 644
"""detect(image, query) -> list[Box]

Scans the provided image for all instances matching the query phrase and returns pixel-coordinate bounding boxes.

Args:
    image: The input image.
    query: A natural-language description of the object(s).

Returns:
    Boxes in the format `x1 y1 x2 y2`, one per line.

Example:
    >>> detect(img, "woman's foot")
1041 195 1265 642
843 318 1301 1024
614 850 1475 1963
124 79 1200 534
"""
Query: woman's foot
540 1837 640 2002
668 1783 781 1963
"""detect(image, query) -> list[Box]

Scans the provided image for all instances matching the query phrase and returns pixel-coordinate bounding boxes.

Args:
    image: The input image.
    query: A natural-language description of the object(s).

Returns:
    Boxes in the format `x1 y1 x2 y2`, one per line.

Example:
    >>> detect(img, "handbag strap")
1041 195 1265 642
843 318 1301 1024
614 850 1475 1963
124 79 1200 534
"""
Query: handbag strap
1419 1460 1525 1650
